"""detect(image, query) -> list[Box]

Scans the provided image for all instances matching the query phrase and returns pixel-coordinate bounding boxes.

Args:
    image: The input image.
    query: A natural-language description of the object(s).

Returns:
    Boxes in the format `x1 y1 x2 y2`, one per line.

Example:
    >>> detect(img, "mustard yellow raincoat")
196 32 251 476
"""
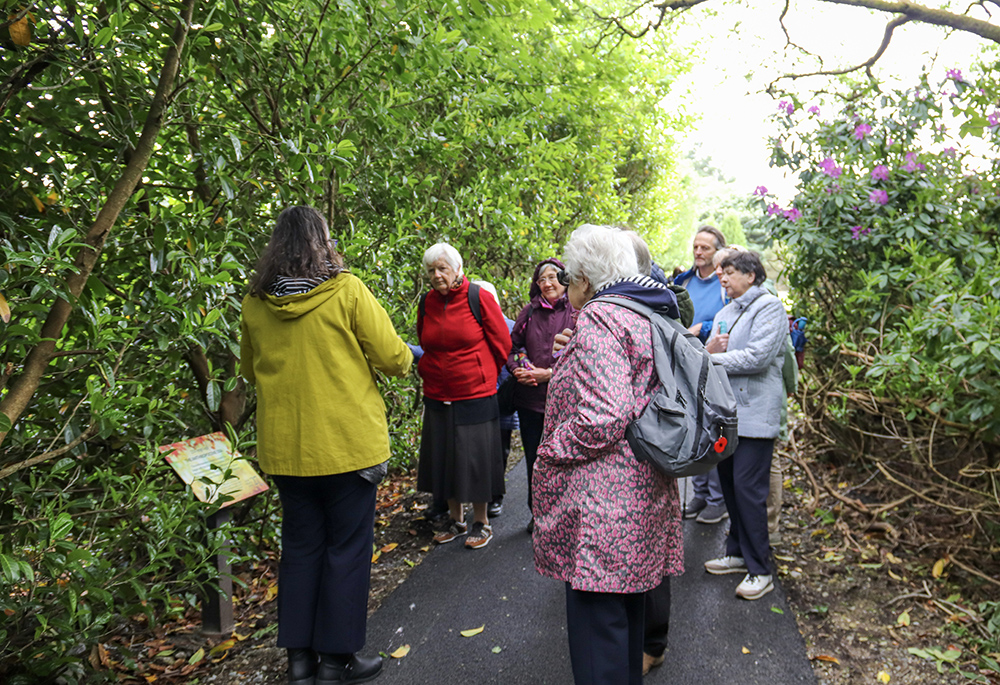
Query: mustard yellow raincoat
240 273 412 476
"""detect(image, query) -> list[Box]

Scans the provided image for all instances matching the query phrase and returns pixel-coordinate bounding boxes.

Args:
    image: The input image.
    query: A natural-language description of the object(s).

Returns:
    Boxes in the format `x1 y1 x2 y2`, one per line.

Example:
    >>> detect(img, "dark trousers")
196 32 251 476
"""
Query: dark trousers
565 585 644 685
717 437 774 576
643 577 671 657
272 472 377 654
517 409 545 512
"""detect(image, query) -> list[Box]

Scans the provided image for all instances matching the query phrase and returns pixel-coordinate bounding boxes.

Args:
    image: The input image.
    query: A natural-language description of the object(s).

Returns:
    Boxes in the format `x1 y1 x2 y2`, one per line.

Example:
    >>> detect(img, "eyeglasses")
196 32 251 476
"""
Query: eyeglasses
536 274 560 285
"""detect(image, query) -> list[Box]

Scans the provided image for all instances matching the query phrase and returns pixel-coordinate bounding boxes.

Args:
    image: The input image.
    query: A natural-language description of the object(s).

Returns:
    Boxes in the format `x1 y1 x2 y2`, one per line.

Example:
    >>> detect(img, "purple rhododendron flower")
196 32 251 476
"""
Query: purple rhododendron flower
853 123 873 140
808 106 821 115
943 147 957 158
902 151 926 172
869 189 889 205
870 165 889 181
989 111 1000 127
784 207 802 222
778 100 795 116
754 185 768 196
947 68 963 82
766 203 781 216
850 226 872 240
819 157 842 179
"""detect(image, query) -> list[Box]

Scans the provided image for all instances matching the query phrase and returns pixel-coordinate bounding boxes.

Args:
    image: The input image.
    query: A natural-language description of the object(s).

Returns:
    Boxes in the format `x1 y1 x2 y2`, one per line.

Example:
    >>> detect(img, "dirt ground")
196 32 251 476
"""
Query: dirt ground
101 446 999 684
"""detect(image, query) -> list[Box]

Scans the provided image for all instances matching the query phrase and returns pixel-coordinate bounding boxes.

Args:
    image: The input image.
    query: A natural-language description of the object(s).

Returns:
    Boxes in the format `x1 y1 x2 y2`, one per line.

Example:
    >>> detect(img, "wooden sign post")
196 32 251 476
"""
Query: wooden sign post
159 432 269 635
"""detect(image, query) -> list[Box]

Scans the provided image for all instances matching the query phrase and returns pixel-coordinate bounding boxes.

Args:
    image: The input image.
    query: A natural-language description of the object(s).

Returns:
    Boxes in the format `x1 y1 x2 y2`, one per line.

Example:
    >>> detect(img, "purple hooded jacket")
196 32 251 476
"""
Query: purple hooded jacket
505 258 576 415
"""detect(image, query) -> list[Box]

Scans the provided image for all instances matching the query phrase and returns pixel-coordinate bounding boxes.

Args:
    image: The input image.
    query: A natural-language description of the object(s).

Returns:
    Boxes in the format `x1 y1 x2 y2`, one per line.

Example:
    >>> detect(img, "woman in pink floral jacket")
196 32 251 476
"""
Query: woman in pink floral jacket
533 224 684 685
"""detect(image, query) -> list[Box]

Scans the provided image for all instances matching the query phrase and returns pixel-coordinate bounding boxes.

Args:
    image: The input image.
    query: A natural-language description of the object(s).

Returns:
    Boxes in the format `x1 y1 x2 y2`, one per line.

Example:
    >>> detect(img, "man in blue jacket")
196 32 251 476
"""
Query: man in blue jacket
672 225 729 525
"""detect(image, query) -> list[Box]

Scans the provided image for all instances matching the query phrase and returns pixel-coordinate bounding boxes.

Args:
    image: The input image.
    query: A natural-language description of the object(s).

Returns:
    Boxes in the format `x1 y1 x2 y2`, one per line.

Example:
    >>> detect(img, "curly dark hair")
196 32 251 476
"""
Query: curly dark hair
248 206 345 298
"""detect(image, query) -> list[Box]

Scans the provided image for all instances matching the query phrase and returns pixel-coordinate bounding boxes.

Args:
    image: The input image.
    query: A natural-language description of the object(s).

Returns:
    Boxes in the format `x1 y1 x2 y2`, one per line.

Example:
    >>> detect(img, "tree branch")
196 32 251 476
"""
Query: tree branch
0 0 197 447
0 423 98 480
774 15 911 83
819 0 1000 43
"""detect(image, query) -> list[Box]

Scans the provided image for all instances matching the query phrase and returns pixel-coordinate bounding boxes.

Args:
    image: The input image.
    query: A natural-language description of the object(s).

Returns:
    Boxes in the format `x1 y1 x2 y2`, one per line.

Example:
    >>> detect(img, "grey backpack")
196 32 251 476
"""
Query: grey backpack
592 296 739 477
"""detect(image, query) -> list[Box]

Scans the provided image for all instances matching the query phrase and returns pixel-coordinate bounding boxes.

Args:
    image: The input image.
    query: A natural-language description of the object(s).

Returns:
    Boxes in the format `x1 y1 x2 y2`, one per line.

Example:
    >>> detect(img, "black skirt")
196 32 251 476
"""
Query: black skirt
417 396 505 502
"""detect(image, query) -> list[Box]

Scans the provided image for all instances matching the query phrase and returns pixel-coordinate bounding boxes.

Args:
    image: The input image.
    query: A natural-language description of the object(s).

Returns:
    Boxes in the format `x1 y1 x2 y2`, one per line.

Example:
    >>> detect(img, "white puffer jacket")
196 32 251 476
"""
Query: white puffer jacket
708 285 788 439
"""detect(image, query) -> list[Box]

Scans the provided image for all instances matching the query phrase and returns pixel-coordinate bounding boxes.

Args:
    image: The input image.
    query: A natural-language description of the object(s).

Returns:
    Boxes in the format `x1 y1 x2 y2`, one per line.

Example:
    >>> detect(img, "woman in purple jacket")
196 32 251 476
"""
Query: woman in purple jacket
506 257 576 532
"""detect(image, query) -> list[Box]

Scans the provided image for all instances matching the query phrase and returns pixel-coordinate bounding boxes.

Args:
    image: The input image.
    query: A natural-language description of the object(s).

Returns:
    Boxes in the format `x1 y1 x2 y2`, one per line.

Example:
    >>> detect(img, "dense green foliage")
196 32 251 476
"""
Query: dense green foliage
0 0 688 680
757 66 999 441
752 61 1000 566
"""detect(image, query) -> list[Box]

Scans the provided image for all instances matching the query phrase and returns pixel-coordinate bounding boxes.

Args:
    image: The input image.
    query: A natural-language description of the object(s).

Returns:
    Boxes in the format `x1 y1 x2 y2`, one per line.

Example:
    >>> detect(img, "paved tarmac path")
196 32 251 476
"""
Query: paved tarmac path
366 460 817 684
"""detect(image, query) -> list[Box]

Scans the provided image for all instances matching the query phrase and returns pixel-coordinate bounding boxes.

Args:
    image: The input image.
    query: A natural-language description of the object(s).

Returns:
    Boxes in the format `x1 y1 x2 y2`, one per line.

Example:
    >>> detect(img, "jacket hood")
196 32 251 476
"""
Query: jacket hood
596 275 680 320
528 257 567 300
260 277 342 320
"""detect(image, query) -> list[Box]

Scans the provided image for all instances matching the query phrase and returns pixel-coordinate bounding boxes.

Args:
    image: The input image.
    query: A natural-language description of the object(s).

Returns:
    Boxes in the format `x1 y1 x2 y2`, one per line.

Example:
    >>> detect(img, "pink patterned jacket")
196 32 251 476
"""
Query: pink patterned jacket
532 300 684 593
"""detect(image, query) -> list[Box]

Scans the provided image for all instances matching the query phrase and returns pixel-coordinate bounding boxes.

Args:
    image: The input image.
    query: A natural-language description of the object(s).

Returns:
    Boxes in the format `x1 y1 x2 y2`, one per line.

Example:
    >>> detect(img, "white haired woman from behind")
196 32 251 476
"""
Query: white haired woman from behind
532 224 684 685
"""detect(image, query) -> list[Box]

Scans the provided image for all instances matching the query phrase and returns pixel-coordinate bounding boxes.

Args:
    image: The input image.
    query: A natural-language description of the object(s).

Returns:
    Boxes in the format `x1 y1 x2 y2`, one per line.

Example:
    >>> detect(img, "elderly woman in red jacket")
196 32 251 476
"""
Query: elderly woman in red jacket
417 243 512 550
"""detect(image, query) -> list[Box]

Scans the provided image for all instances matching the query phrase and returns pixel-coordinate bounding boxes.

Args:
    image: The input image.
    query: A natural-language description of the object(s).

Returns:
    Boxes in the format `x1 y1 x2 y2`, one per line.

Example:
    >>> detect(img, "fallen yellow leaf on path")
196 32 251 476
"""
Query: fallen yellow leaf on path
877 671 891 683
932 557 948 578
886 552 902 564
390 645 410 658
460 625 485 637
210 639 235 655
741 646 750 654
814 654 841 665
380 543 398 553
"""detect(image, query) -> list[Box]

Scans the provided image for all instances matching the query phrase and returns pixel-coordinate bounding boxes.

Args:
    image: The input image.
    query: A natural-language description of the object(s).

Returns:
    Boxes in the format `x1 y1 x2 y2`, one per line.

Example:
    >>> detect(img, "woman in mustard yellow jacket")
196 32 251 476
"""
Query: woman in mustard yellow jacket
241 206 412 685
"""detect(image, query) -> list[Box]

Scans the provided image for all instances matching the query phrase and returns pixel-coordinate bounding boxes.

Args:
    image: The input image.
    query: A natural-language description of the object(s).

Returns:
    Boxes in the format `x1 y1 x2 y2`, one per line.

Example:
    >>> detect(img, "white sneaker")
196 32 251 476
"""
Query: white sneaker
704 555 747 575
736 573 774 600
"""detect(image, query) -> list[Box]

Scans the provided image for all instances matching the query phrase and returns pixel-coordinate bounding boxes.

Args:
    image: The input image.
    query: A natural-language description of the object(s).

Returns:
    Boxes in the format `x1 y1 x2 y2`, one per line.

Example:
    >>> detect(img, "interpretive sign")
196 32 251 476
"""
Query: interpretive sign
159 432 268 507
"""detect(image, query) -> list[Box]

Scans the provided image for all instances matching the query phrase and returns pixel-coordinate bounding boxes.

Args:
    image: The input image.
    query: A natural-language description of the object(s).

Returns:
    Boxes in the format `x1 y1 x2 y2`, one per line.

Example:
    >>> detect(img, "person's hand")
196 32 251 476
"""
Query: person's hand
705 334 729 354
513 366 537 386
688 322 703 336
527 366 551 384
552 328 574 354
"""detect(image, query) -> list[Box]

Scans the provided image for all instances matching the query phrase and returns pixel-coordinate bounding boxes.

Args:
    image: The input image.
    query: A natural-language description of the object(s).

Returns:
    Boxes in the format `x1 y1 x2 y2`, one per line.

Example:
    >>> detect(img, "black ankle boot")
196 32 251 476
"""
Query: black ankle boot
315 653 383 684
287 648 317 685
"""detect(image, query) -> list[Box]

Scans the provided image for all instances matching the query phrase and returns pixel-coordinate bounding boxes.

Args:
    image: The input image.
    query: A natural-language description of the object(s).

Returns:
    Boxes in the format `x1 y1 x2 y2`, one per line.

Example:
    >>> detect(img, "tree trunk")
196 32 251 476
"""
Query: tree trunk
0 0 198 450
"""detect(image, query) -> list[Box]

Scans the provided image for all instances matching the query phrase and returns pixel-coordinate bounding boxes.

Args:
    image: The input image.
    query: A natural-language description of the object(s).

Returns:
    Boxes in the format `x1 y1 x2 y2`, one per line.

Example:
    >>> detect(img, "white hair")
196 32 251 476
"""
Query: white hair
422 242 463 275
622 230 652 277
562 224 638 293
471 280 498 303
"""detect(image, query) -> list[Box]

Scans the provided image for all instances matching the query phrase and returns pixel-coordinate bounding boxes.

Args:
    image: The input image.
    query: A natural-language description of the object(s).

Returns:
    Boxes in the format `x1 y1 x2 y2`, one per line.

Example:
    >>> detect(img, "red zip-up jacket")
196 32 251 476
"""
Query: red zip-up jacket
417 278 512 402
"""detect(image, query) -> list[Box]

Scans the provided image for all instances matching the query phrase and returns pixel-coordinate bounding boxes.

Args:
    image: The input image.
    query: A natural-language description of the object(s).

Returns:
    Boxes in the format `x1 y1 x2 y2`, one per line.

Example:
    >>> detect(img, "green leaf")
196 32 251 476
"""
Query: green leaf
0 554 19 581
206 381 221 411
49 512 74 542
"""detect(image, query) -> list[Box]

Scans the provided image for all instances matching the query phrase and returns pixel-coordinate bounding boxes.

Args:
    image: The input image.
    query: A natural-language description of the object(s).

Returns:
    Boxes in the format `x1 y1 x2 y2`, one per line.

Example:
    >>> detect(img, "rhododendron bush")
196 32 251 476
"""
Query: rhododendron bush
753 64 1000 519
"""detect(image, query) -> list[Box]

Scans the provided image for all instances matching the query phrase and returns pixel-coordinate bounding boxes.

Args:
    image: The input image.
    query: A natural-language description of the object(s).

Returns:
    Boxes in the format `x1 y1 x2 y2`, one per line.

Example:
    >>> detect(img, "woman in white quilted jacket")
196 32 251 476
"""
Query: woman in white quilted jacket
702 250 788 601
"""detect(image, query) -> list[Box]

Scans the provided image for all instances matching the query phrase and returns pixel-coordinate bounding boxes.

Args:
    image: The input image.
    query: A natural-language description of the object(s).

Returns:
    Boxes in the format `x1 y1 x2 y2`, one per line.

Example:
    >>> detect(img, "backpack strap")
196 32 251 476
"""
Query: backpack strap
467 281 483 327
590 294 685 396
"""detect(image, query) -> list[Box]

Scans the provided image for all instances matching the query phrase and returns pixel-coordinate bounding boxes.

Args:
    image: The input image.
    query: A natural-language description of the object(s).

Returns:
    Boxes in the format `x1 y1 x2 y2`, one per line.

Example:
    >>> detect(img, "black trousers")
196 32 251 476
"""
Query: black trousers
643 576 671 657
565 585 644 685
517 409 545 512
717 437 774 576
272 472 377 654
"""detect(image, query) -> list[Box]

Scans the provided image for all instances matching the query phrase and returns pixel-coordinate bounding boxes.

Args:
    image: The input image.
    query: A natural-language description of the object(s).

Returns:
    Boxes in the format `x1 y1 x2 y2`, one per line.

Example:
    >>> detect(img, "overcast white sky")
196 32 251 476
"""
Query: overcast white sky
669 0 990 200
